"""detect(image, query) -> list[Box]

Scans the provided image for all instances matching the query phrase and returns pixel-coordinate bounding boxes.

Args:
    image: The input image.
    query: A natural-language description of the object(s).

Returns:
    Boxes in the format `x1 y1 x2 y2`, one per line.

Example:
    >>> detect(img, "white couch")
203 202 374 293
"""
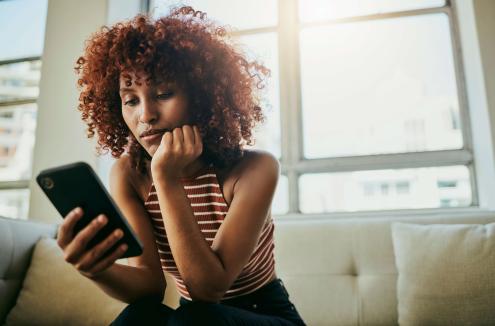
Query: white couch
1 213 495 325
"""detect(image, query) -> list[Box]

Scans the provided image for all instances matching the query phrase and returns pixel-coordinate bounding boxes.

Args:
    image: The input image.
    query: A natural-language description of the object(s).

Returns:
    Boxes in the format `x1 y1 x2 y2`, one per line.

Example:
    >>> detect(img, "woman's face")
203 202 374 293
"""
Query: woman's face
119 72 191 157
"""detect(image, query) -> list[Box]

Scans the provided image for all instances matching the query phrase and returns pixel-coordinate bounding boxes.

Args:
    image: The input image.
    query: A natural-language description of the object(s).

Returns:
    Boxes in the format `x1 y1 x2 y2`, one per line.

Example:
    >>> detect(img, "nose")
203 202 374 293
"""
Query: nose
138 98 159 125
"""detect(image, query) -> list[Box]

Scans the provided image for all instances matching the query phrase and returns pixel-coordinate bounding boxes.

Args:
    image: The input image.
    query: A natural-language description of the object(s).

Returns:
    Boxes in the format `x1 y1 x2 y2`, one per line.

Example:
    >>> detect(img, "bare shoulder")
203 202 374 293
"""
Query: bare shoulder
240 149 279 172
109 155 134 190
110 154 131 177
109 154 149 201
226 149 280 189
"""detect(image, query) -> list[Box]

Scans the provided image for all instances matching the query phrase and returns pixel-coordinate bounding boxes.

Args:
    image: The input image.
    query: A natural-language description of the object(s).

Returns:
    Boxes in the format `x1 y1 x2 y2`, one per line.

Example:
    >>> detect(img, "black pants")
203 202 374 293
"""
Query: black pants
110 278 306 325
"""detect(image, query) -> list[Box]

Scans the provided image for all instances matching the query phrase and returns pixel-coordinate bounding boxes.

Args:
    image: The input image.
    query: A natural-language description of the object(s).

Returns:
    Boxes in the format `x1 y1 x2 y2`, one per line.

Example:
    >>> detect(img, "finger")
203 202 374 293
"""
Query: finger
57 207 84 248
193 125 201 143
173 127 184 144
84 243 128 276
162 131 173 146
193 126 203 152
182 125 195 145
76 228 124 270
64 214 108 263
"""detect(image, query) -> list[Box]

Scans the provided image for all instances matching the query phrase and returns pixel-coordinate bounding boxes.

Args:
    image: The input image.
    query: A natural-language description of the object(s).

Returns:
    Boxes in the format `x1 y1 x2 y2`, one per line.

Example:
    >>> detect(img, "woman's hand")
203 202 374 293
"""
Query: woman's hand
56 207 128 279
150 125 203 180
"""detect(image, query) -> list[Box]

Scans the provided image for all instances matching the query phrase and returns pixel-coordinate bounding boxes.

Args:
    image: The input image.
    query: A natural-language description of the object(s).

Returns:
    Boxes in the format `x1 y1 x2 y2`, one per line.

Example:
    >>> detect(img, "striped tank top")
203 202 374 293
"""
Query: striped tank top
144 163 276 300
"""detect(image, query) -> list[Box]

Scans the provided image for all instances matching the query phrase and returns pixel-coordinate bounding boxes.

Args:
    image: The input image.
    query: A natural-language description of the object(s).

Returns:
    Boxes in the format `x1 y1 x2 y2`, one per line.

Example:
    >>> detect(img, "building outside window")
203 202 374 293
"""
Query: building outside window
0 0 48 219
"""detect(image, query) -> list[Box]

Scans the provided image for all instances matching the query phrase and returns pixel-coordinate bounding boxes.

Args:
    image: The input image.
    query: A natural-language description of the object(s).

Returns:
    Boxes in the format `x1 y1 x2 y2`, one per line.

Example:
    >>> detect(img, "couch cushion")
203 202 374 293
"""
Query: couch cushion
4 237 126 326
274 214 495 326
0 216 57 325
391 222 495 326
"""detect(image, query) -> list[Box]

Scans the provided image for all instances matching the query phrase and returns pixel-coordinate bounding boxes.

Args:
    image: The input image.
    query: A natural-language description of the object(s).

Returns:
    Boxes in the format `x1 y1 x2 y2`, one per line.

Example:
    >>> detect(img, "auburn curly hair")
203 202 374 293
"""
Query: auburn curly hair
74 6 270 175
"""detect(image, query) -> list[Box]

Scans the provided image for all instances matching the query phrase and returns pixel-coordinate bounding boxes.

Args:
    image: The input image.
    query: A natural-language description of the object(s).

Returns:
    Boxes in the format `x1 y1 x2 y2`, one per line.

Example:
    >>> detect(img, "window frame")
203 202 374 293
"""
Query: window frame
143 0 492 219
0 56 41 192
0 56 41 219
239 0 478 217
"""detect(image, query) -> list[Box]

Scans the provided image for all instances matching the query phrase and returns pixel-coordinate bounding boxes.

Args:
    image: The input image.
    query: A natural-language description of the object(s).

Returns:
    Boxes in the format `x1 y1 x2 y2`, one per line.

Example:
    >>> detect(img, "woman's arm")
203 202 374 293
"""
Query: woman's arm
86 156 166 303
152 128 279 302
86 263 163 304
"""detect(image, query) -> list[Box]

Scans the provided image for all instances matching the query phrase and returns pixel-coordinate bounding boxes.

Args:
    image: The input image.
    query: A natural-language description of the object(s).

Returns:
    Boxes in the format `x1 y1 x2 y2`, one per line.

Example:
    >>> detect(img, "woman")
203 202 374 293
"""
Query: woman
57 6 305 325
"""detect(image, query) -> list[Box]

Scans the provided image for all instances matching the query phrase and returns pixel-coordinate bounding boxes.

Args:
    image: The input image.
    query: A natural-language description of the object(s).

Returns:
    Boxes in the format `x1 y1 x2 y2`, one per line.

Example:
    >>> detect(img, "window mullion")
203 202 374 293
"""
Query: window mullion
0 180 30 190
141 0 150 13
0 99 38 108
278 0 302 213
299 5 450 29
0 57 41 66
449 0 479 207
287 149 473 174
467 164 479 206
230 27 279 37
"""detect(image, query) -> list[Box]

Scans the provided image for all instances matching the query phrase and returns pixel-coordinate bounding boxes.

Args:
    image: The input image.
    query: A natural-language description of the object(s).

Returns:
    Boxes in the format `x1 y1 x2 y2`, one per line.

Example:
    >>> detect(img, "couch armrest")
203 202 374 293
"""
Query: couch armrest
0 216 58 325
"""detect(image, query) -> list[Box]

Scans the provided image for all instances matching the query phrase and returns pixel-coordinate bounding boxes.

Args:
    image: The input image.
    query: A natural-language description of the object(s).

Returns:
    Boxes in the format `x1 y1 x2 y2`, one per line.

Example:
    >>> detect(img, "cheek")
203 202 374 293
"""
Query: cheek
168 111 190 124
121 111 153 152
167 97 191 123
176 106 193 124
122 110 137 133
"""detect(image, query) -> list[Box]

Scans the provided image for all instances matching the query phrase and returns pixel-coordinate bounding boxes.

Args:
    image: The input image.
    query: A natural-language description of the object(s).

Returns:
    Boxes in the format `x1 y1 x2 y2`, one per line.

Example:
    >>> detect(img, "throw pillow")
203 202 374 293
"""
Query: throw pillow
5 237 126 326
391 222 495 326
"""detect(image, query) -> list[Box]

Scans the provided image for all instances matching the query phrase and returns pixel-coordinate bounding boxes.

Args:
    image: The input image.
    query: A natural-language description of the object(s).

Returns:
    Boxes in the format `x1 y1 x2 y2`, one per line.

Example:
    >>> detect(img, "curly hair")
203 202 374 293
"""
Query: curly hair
74 6 270 175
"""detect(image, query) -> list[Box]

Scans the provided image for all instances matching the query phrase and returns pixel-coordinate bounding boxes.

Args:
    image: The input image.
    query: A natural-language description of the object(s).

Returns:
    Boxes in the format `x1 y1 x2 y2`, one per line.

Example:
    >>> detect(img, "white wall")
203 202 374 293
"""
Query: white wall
473 0 495 210
28 0 108 223
473 0 495 160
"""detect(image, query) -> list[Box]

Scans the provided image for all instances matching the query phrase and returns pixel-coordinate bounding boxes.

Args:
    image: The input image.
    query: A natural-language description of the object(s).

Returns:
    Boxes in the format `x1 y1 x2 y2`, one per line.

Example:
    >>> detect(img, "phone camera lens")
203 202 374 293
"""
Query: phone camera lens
41 177 54 190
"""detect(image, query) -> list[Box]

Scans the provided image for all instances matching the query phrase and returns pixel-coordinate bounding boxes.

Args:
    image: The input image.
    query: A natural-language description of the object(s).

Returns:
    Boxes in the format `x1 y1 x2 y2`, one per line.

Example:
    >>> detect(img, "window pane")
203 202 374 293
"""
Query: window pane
300 0 446 22
272 174 289 215
150 0 277 30
0 104 37 181
0 0 48 61
235 32 281 158
0 188 30 219
299 165 472 213
0 60 42 102
300 14 462 159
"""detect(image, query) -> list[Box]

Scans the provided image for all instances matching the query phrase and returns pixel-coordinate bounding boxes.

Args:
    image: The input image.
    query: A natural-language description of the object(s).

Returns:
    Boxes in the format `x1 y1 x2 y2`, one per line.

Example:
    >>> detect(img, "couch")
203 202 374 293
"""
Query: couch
1 213 495 325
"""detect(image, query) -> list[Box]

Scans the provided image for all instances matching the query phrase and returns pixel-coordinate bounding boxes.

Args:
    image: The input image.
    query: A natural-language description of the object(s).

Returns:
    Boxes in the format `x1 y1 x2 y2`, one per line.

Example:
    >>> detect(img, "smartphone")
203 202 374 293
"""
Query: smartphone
36 161 143 259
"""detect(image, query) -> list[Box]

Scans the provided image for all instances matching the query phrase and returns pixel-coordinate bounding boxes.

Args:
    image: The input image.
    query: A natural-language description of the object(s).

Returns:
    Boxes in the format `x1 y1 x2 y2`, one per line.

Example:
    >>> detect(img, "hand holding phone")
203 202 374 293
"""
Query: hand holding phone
57 206 128 278
36 161 143 277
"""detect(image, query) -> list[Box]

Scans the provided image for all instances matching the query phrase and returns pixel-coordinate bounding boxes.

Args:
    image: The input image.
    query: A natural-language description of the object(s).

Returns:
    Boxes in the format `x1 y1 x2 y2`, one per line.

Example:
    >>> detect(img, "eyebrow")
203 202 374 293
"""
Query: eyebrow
119 87 135 94
118 82 175 94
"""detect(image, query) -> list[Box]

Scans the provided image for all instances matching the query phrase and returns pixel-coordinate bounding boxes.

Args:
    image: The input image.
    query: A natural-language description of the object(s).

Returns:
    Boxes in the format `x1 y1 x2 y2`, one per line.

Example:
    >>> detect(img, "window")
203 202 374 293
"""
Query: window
0 0 48 219
149 0 475 216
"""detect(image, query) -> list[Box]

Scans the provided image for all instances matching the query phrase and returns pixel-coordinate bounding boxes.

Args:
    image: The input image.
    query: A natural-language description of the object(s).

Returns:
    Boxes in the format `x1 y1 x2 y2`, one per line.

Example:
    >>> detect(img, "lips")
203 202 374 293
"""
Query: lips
141 132 165 142
139 128 169 138
139 128 169 144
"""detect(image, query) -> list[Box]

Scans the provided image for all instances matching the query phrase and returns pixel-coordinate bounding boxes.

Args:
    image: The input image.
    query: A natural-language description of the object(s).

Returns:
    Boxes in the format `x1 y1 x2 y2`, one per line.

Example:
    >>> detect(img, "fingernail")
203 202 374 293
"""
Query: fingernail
75 207 82 214
98 215 106 222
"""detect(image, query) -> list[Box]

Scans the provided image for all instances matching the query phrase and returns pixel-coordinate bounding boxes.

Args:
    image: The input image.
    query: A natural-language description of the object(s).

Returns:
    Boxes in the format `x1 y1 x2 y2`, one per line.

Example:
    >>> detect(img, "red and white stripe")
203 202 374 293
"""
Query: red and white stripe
144 165 276 300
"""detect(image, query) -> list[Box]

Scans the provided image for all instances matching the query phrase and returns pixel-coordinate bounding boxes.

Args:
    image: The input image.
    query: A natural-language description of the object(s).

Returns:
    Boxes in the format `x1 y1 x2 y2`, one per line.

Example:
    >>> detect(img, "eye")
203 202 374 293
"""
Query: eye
124 98 138 106
157 92 174 100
